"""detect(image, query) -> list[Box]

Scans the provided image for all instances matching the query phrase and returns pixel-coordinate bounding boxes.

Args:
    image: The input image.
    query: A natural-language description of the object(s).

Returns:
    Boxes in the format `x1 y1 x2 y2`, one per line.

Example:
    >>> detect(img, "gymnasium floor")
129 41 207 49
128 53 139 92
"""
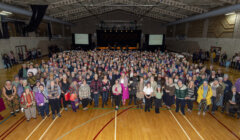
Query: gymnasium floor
0 59 240 140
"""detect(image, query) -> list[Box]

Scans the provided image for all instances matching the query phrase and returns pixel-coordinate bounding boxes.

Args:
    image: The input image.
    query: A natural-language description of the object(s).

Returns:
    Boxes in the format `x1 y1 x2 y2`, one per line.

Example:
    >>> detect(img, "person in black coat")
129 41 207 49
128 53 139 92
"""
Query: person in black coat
128 75 138 105
226 86 240 118
18 64 28 79
222 74 233 113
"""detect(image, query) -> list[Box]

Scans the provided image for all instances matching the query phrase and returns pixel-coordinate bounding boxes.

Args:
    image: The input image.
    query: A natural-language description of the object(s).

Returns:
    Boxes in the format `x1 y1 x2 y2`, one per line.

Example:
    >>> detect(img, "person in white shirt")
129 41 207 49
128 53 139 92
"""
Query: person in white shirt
143 82 153 112
27 64 37 76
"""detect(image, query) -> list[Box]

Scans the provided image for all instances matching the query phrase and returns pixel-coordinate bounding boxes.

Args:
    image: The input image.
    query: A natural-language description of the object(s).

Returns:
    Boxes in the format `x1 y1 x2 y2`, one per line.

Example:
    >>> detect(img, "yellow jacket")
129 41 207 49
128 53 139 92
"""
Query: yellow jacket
197 85 213 105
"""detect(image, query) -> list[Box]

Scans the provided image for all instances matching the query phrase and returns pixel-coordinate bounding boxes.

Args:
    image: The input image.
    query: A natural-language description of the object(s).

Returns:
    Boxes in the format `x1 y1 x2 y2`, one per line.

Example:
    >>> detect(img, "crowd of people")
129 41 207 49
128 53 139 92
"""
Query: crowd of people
0 50 240 121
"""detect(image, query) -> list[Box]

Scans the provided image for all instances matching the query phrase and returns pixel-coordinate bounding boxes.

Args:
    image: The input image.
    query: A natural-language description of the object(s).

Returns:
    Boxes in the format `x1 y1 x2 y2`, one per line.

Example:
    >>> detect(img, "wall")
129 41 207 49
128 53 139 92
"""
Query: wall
166 37 240 58
0 37 71 69
166 13 240 58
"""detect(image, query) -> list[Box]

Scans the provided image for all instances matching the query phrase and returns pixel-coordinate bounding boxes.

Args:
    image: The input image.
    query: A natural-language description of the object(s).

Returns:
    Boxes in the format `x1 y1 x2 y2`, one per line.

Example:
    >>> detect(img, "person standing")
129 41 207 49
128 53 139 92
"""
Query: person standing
2 81 19 116
90 74 102 107
35 84 49 119
164 78 176 110
101 75 110 108
112 80 122 110
175 80 188 115
69 79 79 112
197 81 213 116
20 87 36 121
210 79 220 114
128 77 137 105
59 74 70 110
185 80 196 112
120 73 129 105
143 82 153 112
79 79 91 111
47 80 61 120
136 77 144 109
155 86 163 114
150 76 157 108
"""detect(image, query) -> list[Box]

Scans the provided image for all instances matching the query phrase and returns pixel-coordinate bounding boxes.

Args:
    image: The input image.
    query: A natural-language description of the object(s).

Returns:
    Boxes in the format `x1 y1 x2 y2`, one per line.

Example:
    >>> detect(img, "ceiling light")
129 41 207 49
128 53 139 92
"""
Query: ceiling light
0 11 12 16
225 12 235 16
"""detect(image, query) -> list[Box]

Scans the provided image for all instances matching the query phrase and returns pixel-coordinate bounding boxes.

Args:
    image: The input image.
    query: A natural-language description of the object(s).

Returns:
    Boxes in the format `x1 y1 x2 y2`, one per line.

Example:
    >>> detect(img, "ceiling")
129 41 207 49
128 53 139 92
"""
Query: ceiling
0 0 238 23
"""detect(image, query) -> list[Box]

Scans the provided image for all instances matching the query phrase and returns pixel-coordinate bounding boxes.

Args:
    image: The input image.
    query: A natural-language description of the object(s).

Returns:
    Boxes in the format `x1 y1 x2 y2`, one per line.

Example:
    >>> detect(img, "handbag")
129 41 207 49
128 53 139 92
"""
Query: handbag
0 98 6 112
70 93 77 101
65 92 70 101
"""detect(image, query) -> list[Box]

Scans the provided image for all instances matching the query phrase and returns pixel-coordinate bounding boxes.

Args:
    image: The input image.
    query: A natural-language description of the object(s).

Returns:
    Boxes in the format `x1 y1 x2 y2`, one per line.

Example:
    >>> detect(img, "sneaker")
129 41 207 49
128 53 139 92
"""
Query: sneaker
211 112 215 115
203 112 206 116
57 113 61 117
52 115 55 120
198 111 201 115
15 109 19 113
64 108 68 111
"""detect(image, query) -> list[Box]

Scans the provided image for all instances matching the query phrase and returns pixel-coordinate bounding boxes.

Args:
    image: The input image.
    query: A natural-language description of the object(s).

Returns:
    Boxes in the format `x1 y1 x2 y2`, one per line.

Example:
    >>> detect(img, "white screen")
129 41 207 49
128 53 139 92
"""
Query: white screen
75 34 89 45
149 34 163 45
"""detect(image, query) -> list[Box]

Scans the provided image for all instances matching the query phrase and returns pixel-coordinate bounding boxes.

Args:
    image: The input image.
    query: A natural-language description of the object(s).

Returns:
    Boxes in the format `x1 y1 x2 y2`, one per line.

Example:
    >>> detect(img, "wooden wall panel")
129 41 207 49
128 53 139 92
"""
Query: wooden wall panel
175 23 185 36
207 14 235 38
36 22 48 37
64 25 71 37
166 26 174 37
188 19 204 37
8 22 16 37
52 22 63 36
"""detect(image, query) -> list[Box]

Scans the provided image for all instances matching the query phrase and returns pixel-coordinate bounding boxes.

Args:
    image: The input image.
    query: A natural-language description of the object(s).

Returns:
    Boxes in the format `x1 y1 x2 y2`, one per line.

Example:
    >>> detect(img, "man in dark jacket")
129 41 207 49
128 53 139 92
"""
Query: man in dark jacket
18 64 28 79
222 74 233 113
175 80 188 115
226 86 240 118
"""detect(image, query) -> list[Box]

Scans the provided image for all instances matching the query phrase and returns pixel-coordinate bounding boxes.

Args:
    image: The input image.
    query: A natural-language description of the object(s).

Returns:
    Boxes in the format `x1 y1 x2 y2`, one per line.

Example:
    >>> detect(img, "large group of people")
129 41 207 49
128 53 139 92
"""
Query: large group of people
0 50 240 122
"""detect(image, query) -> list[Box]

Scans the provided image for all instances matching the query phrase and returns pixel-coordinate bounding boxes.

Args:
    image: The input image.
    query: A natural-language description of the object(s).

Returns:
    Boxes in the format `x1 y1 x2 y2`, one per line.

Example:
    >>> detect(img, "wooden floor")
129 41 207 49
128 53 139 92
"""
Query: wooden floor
0 59 240 140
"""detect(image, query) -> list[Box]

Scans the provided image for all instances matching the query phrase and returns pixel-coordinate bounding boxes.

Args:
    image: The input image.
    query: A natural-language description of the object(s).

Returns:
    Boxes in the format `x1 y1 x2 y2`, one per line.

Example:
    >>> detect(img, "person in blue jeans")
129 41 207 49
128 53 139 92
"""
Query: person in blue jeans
90 74 102 107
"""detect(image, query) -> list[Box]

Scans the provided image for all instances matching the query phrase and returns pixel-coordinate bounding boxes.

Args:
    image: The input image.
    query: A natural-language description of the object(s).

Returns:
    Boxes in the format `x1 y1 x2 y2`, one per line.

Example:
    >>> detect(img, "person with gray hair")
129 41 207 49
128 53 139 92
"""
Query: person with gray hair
46 80 61 120
226 86 240 118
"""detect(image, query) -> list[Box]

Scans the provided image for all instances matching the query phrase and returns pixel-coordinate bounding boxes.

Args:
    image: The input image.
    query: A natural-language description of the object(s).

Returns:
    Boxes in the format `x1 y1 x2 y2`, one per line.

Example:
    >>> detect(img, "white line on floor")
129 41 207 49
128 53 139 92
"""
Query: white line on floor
169 110 191 140
39 109 64 140
25 111 52 140
114 110 117 140
56 110 115 140
182 115 205 140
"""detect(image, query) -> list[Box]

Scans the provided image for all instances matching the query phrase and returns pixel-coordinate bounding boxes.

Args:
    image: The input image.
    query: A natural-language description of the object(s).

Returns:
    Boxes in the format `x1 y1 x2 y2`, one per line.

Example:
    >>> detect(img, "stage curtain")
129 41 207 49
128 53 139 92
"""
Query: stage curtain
47 23 52 40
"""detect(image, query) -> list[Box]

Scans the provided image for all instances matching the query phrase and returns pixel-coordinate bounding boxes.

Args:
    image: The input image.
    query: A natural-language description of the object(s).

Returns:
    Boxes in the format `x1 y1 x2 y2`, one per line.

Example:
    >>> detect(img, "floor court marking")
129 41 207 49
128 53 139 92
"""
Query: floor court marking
169 110 191 140
208 113 240 140
56 110 115 140
114 111 117 140
1 117 26 140
39 109 64 140
181 114 205 140
25 111 52 140
93 106 134 140
0 115 25 138
0 114 13 125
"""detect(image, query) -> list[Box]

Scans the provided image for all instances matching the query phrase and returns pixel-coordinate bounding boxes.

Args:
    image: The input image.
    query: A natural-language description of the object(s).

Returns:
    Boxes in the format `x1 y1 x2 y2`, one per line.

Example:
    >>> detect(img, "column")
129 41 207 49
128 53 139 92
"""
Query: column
233 12 240 38
185 23 189 37
202 19 209 37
